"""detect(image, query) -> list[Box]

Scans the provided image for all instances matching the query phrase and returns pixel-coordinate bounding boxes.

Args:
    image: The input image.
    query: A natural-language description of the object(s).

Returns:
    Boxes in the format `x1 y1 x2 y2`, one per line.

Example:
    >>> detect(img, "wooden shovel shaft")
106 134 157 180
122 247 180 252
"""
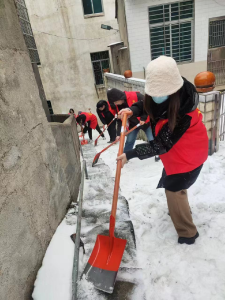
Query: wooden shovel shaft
94 123 140 162
124 123 140 137
95 116 117 141
111 112 132 219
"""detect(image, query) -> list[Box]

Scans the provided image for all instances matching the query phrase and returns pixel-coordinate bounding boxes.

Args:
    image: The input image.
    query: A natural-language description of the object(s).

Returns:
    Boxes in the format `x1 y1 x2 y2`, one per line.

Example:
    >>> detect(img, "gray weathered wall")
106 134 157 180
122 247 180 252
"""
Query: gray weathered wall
0 1 77 299
51 116 81 203
25 0 121 115
116 0 131 73
118 48 131 75
109 43 124 75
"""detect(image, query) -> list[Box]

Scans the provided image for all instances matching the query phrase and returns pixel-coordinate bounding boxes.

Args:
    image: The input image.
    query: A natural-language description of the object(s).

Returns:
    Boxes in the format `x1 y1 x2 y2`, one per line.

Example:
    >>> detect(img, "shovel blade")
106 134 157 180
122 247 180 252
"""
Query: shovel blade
83 234 126 293
92 153 100 167
81 139 88 145
94 139 98 146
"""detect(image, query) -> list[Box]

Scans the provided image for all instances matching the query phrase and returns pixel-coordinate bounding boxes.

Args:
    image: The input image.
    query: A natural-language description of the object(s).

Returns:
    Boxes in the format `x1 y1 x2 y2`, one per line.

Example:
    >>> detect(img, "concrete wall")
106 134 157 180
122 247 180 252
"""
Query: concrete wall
32 63 51 121
123 0 225 83
51 116 81 203
109 42 124 74
0 1 79 298
118 48 132 75
25 0 121 115
116 0 129 48
116 0 131 73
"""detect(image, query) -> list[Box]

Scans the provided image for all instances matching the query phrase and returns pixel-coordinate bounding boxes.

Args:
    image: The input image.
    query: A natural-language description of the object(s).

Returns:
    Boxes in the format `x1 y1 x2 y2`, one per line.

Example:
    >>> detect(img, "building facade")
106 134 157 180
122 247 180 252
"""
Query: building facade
117 0 225 87
25 0 121 114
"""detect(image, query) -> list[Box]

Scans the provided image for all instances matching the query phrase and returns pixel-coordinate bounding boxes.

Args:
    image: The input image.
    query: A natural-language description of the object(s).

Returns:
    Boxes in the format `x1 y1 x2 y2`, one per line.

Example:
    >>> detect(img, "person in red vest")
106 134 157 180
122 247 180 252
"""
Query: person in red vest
107 88 154 153
96 100 117 143
76 112 105 142
117 56 208 245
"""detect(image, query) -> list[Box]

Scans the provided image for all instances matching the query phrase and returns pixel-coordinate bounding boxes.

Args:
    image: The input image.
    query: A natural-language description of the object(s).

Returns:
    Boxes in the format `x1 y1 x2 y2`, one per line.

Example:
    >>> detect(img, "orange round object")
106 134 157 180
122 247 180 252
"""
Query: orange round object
194 71 216 93
124 70 132 78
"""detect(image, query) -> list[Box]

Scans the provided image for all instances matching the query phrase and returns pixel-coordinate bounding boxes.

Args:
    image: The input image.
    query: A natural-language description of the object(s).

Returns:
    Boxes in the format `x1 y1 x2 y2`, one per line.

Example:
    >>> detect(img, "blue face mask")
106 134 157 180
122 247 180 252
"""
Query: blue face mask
152 95 169 104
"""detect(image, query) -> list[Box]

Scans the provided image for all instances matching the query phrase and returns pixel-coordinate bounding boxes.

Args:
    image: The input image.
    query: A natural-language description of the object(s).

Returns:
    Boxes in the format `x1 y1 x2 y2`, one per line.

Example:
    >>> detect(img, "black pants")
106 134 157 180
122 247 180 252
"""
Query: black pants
107 120 116 141
86 122 104 140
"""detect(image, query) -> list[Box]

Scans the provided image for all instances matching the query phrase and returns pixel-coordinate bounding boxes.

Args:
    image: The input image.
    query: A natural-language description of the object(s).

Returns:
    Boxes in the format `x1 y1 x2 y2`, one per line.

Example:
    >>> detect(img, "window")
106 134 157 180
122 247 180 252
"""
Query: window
209 18 225 49
91 51 110 85
149 1 194 63
82 0 103 16
15 0 40 64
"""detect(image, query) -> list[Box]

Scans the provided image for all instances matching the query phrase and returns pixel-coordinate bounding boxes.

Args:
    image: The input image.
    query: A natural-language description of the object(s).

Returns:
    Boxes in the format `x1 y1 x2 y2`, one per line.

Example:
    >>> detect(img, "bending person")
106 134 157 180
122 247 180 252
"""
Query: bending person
76 112 105 142
107 88 154 152
96 100 117 143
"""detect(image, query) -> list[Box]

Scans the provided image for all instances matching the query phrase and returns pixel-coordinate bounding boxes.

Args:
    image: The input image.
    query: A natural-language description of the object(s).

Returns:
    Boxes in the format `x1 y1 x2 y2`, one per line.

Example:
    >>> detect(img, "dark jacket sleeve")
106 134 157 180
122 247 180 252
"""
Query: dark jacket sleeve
136 93 148 122
130 100 145 118
126 115 192 160
96 110 106 124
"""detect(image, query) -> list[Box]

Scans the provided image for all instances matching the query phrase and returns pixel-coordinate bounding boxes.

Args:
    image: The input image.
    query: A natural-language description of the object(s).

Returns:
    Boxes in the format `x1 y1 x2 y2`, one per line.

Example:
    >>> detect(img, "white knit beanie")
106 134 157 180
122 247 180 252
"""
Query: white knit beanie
145 56 184 97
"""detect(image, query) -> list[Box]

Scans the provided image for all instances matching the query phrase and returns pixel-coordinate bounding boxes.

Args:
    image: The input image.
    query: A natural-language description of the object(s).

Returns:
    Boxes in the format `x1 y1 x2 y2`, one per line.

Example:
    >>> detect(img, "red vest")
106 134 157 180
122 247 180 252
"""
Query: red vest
101 101 116 118
80 112 98 129
155 108 208 175
124 91 150 123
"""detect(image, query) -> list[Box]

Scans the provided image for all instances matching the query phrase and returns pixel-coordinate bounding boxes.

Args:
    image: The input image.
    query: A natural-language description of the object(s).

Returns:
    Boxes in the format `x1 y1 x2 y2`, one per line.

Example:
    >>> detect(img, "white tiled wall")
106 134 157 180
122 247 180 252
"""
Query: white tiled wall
125 0 225 73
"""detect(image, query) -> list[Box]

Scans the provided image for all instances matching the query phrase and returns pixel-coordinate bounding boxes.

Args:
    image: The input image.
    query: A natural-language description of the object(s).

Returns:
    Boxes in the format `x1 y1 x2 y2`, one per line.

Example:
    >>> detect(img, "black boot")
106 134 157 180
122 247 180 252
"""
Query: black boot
178 232 199 245
155 156 160 162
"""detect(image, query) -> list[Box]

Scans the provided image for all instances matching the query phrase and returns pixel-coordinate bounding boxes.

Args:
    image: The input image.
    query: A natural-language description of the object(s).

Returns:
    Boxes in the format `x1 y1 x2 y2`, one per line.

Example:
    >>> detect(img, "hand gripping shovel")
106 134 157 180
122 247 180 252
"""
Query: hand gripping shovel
92 123 140 167
83 111 132 293
94 115 117 146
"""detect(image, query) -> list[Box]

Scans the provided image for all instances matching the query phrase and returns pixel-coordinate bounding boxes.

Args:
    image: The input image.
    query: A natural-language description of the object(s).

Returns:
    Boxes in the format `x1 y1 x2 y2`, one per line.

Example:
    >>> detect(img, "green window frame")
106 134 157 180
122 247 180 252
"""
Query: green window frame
82 0 103 16
149 0 194 63
209 18 225 49
91 51 110 85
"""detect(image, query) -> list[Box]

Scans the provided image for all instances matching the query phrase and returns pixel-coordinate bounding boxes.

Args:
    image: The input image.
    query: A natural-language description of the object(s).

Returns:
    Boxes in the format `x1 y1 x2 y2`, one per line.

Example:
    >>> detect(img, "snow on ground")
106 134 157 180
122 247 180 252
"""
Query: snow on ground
94 131 225 300
32 204 78 300
33 129 225 300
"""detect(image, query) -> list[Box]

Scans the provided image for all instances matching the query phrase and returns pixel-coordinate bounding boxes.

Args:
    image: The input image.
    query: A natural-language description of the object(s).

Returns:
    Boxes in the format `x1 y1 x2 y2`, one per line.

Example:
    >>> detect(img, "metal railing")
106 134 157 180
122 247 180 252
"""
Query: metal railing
208 59 225 86
71 131 89 299
72 160 86 300
220 92 225 141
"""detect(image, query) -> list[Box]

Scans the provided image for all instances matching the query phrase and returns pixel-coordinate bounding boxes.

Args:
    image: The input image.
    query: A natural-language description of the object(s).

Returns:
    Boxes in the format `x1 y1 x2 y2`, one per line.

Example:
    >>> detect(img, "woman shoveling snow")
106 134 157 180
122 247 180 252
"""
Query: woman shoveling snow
117 56 208 245
76 112 105 143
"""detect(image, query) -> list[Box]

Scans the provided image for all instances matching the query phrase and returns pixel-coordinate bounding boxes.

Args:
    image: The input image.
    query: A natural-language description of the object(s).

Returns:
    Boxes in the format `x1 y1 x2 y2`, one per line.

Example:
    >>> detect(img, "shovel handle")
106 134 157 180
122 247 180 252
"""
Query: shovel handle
99 124 140 155
93 123 140 168
111 111 132 220
124 123 140 137
95 115 117 142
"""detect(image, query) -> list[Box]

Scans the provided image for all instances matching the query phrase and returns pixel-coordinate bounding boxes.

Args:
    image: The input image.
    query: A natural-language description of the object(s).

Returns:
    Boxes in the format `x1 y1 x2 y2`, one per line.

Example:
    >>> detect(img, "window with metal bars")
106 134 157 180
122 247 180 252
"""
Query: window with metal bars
209 18 225 49
15 0 40 64
91 51 110 85
149 1 194 63
82 0 103 16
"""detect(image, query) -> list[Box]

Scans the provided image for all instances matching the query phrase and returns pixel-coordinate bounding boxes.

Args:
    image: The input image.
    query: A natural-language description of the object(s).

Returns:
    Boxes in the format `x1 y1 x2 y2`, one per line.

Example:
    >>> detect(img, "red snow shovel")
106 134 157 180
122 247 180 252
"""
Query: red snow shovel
83 111 132 293
92 123 140 167
80 126 88 146
94 115 117 146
